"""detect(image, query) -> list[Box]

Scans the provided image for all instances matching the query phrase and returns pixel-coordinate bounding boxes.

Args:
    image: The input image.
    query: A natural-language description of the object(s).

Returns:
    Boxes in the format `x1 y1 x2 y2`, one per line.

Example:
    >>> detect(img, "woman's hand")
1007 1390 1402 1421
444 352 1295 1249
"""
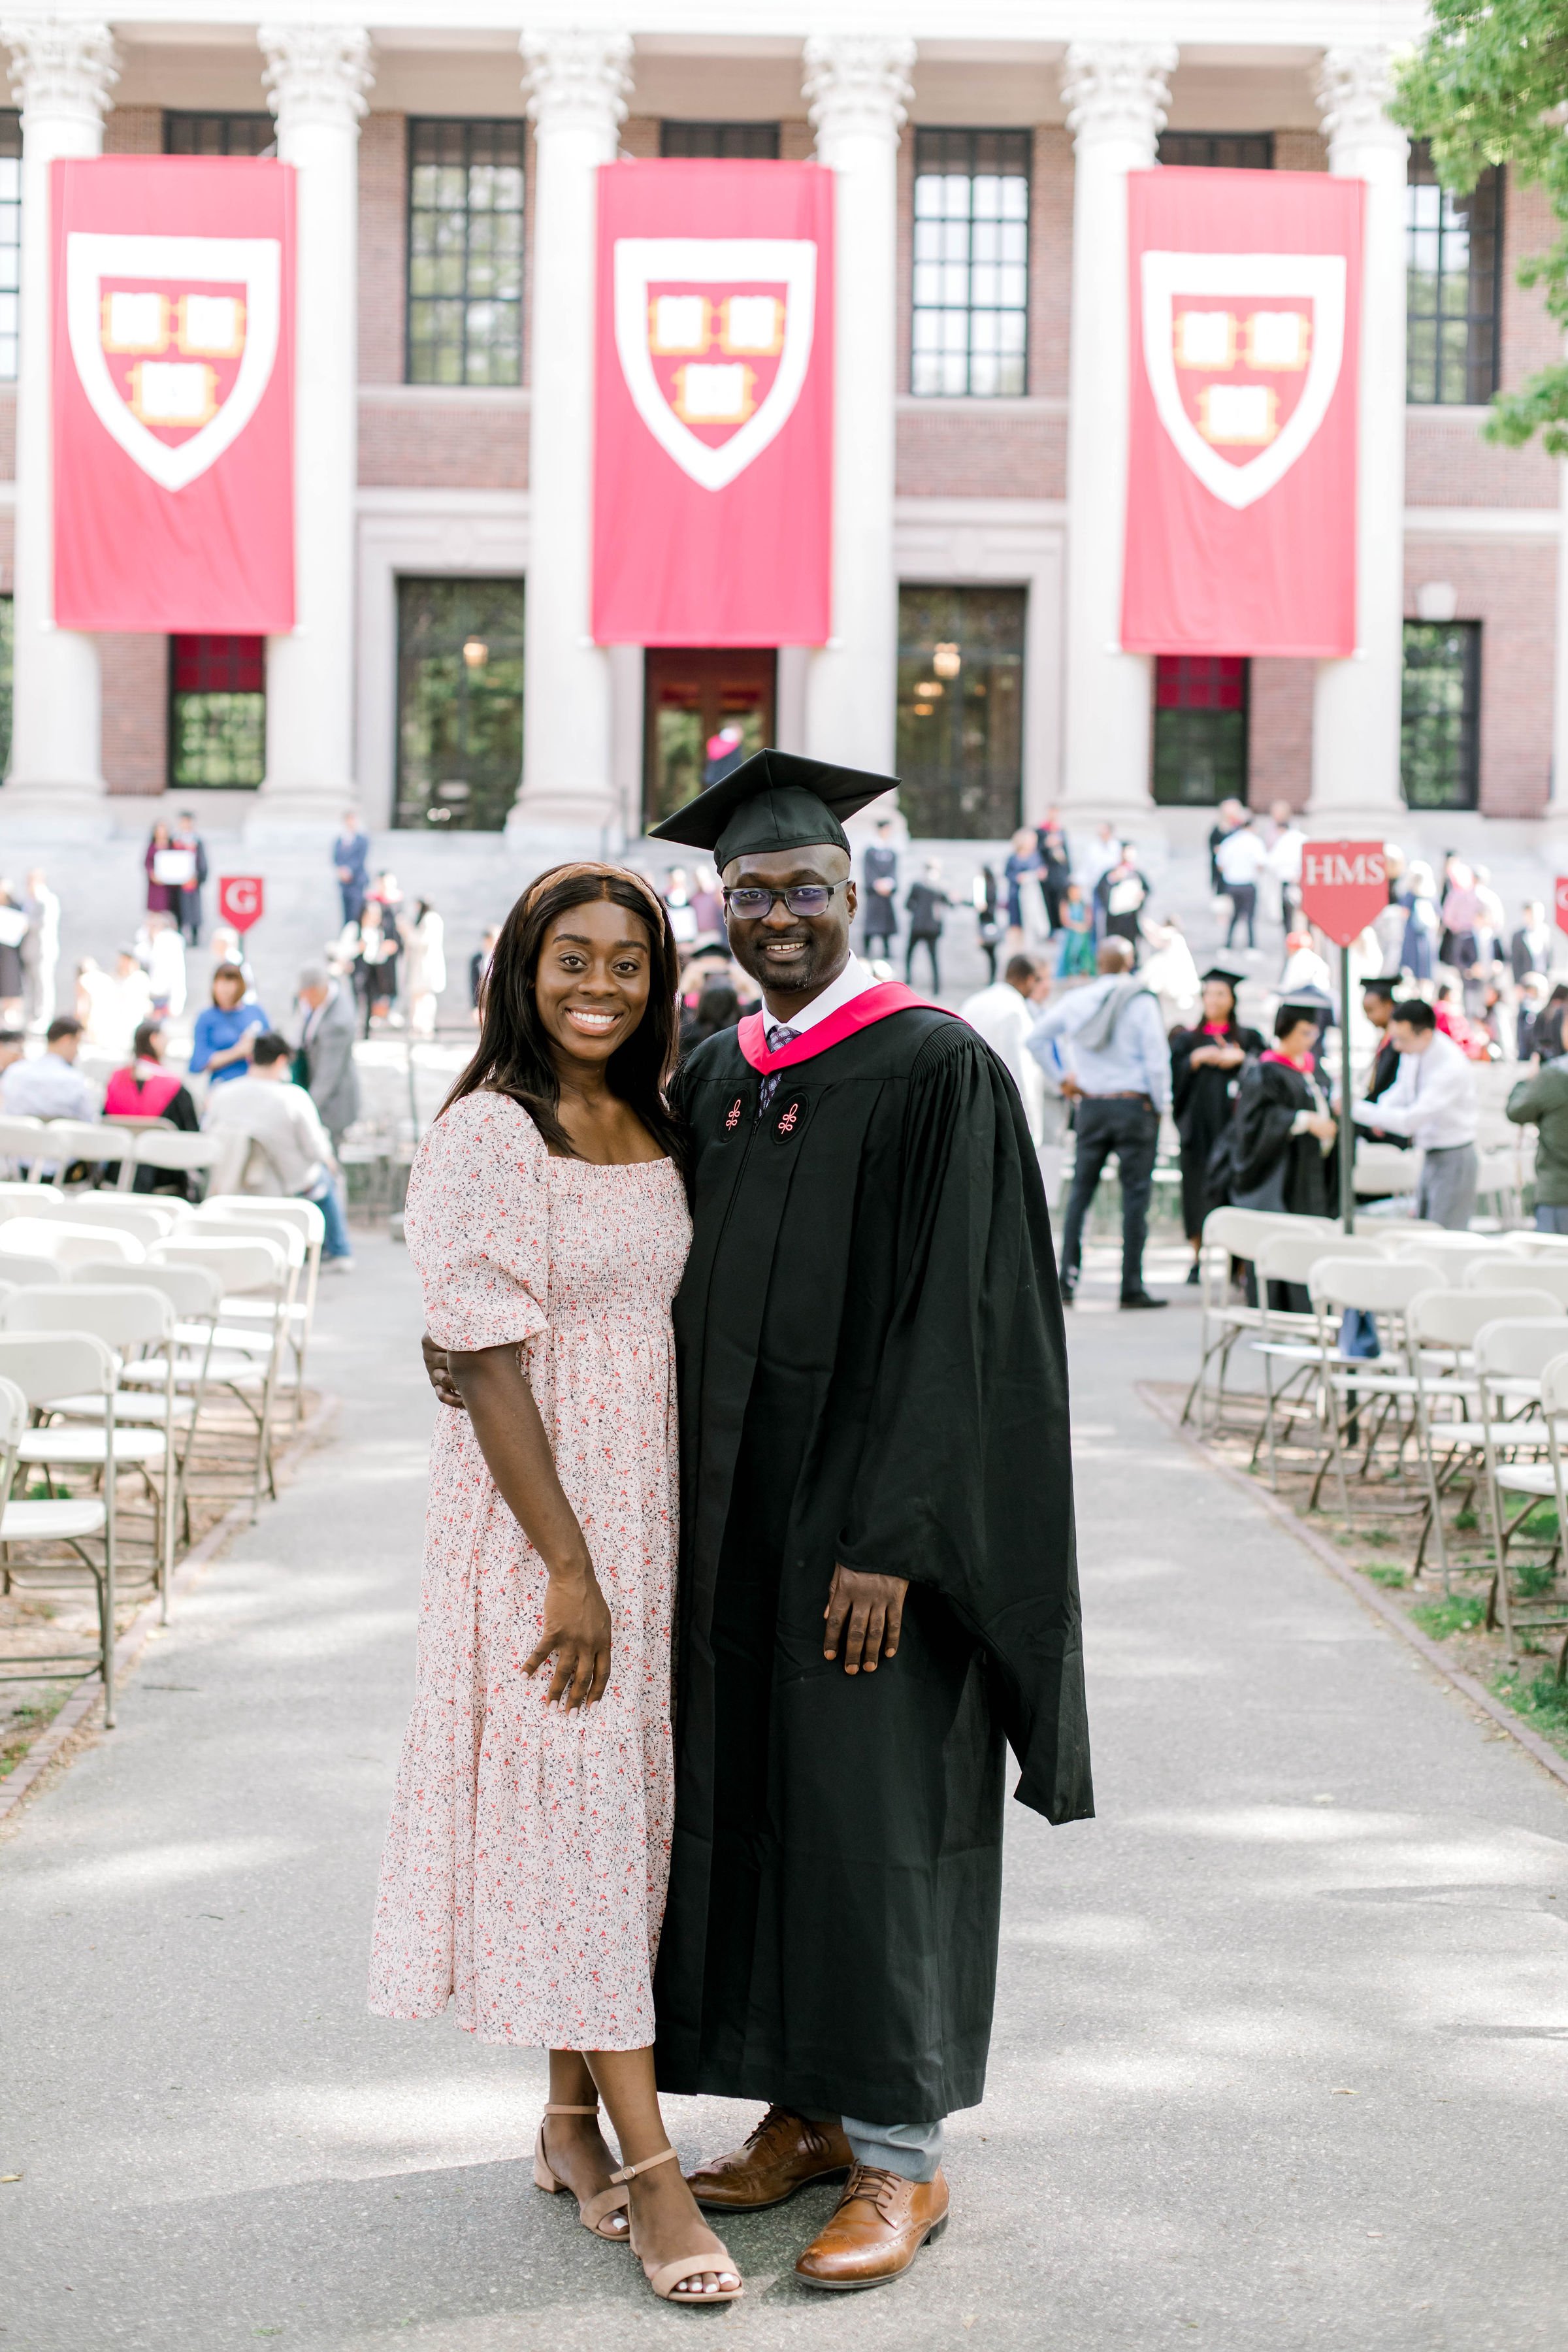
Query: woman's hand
421 1333 466 1409
524 1561 613 1709
1305 1112 1338 1143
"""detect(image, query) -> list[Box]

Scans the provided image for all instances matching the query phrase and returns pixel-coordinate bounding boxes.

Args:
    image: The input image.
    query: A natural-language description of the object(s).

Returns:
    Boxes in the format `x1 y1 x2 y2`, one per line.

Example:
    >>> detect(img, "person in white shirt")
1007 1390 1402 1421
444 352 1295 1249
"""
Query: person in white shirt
203 1032 355 1264
1 1015 99 1122
960 953 1048 1143
22 868 59 1034
1266 800 1306 935
1213 819 1270 951
1350 996 1478 1229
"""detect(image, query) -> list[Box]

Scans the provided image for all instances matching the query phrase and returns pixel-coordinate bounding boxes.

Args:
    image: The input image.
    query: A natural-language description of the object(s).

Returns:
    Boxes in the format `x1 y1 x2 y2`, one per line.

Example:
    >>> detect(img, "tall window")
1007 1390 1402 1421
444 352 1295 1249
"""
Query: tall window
895 585 1025 837
169 636 265 790
1156 133 1275 171
397 578 525 831
0 112 19 382
0 593 12 776
163 112 275 156
406 120 525 386
1402 621 1480 809
1152 657 1249 808
1406 141 1502 405
911 128 1030 398
661 122 780 159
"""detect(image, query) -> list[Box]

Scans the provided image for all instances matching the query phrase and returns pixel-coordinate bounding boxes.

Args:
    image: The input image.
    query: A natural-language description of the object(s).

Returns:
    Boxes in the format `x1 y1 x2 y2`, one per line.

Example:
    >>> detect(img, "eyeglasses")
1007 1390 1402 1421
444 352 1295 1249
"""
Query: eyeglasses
723 882 844 920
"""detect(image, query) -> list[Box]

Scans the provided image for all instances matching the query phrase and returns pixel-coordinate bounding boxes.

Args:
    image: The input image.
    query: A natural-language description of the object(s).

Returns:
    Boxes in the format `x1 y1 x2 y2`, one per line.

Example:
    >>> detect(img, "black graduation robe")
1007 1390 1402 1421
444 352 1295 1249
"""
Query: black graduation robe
1230 1054 1332 1219
1169 1021 1266 1239
653 990 1090 2125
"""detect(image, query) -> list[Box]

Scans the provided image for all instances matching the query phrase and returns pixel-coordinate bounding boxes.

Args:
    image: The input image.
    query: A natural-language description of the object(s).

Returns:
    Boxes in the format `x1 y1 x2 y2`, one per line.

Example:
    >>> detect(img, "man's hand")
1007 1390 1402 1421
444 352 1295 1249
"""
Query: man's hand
421 1333 466 1410
824 1567 907 1675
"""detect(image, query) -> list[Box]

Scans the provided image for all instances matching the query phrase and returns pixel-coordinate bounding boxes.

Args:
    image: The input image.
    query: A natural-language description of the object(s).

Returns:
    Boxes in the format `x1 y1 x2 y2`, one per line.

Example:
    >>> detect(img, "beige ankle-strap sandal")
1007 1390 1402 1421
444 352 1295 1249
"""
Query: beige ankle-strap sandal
614 2144 744 2304
532 2103 630 2239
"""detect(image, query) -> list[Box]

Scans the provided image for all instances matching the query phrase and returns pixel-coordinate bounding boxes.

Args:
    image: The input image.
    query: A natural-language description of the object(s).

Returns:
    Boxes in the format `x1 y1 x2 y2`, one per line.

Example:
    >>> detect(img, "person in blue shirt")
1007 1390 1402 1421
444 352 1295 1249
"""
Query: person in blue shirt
1028 935 1173 1310
189 963 270 1089
333 809 370 928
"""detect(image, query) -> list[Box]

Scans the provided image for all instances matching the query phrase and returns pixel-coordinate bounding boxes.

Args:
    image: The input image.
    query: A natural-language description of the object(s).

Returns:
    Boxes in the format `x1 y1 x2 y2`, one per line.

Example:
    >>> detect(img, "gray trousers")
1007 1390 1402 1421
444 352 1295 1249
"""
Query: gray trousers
1417 1141 1478 1231
811 2112 944 2183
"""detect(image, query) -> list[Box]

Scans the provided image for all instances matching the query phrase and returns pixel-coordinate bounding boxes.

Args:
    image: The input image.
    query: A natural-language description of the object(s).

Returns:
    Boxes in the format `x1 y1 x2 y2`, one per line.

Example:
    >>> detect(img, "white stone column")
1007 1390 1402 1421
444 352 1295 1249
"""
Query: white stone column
0 18 116 826
800 35 912 784
512 30 630 845
1058 41 1175 822
1311 46 1409 822
254 24 372 836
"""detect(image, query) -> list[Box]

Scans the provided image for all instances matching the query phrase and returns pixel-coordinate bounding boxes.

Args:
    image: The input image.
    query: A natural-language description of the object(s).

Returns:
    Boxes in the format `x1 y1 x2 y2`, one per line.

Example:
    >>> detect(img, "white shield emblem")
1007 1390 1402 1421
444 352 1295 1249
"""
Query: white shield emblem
613 237 817 493
1141 251 1347 511
66 231 282 495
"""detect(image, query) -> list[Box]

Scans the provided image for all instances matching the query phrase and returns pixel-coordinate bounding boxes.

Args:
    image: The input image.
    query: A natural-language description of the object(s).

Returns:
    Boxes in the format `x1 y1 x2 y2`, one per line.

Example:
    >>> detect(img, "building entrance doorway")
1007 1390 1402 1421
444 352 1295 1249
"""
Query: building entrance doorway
643 647 776 832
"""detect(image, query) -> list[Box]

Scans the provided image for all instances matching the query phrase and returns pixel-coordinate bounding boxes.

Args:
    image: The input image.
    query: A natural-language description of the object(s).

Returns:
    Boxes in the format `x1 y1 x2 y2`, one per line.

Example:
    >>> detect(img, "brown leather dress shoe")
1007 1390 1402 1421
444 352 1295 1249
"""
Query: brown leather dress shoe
685 2106 852 2212
794 2164 949 2291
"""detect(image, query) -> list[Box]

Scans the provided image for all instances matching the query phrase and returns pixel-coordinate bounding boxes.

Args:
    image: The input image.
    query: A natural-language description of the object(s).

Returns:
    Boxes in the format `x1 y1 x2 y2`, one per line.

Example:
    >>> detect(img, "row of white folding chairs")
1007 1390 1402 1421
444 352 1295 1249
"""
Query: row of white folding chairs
1304 1260 1568 1599
0 1119 222 1188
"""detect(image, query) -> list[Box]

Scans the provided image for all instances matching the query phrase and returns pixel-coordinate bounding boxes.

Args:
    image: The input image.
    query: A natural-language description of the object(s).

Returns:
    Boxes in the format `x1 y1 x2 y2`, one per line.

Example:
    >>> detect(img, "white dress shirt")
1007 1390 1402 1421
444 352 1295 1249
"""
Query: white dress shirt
762 953 879 1050
1215 828 1269 889
1351 1029 1477 1151
960 978 1046 1141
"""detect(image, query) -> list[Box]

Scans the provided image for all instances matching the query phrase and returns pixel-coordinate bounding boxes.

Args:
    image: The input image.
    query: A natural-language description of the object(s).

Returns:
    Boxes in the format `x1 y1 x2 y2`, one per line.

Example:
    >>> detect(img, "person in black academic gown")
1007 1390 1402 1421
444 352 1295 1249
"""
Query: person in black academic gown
642 749 1090 2291
1168 965 1264 1283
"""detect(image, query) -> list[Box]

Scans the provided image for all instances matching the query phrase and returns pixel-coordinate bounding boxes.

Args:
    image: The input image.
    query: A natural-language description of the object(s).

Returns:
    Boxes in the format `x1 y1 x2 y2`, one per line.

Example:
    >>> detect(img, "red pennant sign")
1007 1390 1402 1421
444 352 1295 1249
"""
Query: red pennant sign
52 156 295 632
593 159 833 646
1554 879 1568 938
1299 841 1387 948
1122 167 1362 659
218 875 265 932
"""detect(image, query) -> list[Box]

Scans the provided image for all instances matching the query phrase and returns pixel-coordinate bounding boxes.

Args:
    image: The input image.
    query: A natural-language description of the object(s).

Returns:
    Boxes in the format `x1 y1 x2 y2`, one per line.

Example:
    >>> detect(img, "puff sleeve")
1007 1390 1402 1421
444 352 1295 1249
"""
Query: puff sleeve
404 1091 549 1353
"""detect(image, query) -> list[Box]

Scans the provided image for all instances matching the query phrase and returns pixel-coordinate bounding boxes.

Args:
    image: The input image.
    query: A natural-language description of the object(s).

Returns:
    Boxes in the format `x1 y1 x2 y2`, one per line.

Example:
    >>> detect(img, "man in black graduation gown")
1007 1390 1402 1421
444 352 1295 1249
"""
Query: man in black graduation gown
645 750 1090 2290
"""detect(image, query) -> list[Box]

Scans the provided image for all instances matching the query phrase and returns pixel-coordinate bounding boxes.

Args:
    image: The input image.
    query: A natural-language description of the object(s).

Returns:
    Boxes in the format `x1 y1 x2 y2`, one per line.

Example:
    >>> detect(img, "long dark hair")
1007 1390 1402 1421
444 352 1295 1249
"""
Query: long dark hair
442 862 684 1163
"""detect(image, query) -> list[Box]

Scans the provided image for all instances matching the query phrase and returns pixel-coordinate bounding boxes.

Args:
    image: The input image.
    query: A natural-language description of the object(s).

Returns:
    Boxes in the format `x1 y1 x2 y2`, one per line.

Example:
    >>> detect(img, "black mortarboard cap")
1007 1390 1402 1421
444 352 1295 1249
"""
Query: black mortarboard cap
1199 962 1246 988
647 747 897 870
1277 984 1334 1016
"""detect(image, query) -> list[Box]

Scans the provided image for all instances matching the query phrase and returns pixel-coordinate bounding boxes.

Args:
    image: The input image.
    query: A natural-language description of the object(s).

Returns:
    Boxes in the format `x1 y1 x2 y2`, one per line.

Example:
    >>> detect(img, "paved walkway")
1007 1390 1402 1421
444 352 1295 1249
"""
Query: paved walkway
5 1232 1568 2349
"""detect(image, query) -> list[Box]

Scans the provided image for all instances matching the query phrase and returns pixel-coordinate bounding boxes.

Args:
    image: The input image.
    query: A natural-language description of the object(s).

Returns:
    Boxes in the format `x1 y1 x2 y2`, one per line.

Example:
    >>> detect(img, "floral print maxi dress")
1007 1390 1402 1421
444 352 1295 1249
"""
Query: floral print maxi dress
368 1092 691 2051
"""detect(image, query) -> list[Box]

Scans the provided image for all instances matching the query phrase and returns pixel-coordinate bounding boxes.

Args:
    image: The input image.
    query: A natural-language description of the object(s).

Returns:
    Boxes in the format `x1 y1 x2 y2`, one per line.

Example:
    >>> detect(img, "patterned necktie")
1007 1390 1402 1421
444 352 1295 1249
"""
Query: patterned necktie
760 1025 799 1111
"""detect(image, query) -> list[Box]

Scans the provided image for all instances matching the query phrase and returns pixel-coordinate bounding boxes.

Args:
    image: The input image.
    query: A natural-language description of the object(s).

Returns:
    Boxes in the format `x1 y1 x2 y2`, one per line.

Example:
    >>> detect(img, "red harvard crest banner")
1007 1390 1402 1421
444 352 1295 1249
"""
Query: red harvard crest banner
1122 167 1362 659
1299 841 1387 947
52 157 295 632
593 159 833 646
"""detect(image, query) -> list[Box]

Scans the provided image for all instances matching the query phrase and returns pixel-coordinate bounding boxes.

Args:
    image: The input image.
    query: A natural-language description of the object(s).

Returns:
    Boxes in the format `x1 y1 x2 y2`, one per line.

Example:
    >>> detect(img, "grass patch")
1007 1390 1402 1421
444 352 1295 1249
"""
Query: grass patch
1519 1505 1561 1542
0 1699 58 1780
1514 1558 1560 1600
1411 1595 1488 1641
1363 1528 1395 1548
1495 1667 1568 1743
1363 1563 1407 1589
1454 1509 1480 1532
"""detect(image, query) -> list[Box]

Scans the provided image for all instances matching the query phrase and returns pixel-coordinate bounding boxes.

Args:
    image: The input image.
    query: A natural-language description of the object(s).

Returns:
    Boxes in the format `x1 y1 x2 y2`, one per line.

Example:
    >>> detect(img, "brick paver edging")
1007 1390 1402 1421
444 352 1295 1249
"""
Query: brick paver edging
1137 1380 1568 1799
0 1393 342 1827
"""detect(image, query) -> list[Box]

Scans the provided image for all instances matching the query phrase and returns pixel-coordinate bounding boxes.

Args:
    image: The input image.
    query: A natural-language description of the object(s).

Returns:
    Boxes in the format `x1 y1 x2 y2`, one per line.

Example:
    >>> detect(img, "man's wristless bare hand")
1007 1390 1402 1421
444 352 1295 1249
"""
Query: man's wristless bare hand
823 1567 907 1675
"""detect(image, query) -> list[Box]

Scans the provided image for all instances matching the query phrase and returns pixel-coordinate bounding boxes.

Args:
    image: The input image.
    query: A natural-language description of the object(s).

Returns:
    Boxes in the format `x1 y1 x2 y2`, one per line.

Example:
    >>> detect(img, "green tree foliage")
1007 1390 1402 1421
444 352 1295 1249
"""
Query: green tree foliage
1396 0 1568 449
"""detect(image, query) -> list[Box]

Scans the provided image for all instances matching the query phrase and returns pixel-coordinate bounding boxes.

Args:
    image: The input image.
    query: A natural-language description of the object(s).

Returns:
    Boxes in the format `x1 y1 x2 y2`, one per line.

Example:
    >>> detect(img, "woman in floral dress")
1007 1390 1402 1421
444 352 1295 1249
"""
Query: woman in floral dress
370 863 742 2306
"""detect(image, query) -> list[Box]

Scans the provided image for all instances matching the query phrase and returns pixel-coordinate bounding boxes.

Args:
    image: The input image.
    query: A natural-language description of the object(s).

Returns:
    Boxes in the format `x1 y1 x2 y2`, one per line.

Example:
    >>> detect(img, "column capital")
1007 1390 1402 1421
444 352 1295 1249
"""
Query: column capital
0 18 116 126
1060 41 1175 149
802 34 914 143
1316 44 1409 157
259 24 374 135
520 29 632 138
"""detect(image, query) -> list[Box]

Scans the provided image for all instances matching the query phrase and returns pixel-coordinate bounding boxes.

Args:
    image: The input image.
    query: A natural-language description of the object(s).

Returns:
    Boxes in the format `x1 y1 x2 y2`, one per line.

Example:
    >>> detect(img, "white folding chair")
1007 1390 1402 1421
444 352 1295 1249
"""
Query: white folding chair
1463 1322 1568 1659
74 1260 223 1548
0 1250 63 1287
1403 1287 1564 1587
34 1120 127 1188
132 1130 223 1196
141 1235 289 1516
1390 1233 1517 1287
195 1200 320 1423
3 1284 183 1612
0 1217 144 1271
1249 1230 1394 1486
1185 1208 1339 1431
1463 1257 1568 1309
50 1195 182 1249
0 1113 46 1179
1305 1259 1446 1527
0 1335 118 1721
